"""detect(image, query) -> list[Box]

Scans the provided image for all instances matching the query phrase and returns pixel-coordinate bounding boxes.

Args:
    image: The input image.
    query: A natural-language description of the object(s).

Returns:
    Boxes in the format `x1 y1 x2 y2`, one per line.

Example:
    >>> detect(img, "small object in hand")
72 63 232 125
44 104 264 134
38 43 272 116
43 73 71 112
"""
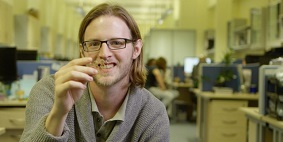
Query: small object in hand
87 59 107 69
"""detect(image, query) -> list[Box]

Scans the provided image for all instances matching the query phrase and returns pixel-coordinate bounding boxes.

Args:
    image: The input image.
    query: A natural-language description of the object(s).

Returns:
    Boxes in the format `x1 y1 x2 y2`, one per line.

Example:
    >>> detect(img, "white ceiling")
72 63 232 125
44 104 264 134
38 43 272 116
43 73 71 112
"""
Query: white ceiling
65 0 174 26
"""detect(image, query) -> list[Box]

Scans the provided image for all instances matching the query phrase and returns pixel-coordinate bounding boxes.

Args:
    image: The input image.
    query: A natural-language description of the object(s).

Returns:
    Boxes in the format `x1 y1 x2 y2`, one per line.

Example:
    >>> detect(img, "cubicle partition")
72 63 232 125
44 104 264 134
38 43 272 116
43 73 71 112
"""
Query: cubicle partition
173 66 185 82
12 60 68 99
199 64 242 92
17 60 68 79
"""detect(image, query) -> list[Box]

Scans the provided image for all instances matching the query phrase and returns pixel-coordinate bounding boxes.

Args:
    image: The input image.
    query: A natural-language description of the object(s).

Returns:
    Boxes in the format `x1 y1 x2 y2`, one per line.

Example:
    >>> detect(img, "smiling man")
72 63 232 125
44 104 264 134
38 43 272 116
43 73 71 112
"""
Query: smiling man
20 3 169 142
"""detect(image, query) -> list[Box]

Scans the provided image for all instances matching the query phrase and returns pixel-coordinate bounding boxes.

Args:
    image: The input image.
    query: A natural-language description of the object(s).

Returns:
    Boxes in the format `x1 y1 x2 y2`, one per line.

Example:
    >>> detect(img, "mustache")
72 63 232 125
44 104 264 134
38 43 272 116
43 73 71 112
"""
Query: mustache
88 59 109 67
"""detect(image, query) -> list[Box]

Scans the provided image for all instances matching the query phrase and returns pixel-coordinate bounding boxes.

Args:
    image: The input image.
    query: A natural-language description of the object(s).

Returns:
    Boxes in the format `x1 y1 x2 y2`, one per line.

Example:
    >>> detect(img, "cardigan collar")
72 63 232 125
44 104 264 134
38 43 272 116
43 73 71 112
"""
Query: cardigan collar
75 88 96 141
74 85 143 141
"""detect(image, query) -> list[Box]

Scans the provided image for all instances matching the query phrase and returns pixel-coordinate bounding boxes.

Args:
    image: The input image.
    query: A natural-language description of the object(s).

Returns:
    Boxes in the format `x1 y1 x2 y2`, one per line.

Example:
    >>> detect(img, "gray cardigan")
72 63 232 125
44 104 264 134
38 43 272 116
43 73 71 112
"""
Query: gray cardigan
20 75 170 142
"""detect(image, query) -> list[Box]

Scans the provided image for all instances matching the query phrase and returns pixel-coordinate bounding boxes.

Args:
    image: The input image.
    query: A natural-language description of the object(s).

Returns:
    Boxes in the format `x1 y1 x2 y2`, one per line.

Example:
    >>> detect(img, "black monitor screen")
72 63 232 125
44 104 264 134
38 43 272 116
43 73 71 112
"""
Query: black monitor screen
245 55 262 64
17 50 37 60
259 55 282 65
0 47 18 83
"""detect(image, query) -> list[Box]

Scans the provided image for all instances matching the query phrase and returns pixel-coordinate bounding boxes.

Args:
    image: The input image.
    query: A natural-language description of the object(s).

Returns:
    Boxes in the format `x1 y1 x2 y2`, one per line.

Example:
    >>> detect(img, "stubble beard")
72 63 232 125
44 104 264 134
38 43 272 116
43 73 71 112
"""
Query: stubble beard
93 63 132 87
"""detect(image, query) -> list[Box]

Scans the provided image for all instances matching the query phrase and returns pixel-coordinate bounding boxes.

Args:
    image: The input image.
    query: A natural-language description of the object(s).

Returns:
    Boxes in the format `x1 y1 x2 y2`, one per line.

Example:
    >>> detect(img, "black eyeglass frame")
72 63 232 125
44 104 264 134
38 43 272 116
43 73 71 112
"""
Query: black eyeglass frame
81 38 134 52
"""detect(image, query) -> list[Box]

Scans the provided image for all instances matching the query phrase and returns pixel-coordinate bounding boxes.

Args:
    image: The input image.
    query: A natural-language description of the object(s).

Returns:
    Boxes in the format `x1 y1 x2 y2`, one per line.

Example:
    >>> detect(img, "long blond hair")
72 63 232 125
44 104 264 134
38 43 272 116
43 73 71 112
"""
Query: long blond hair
78 3 147 87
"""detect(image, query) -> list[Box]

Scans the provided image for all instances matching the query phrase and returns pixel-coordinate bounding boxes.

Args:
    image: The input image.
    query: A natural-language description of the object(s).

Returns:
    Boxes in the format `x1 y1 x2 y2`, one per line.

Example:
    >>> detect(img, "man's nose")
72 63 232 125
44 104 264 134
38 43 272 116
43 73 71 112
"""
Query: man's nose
98 42 111 57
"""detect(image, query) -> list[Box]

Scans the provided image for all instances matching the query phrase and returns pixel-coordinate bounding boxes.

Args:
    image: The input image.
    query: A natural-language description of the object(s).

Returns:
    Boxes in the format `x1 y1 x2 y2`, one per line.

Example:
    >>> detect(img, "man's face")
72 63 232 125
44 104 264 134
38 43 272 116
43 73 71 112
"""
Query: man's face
83 15 142 86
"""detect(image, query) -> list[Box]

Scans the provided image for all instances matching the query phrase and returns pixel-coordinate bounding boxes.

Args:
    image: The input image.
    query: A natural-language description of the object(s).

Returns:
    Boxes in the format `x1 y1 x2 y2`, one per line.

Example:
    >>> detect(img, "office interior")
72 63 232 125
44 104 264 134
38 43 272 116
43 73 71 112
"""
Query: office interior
1 0 283 141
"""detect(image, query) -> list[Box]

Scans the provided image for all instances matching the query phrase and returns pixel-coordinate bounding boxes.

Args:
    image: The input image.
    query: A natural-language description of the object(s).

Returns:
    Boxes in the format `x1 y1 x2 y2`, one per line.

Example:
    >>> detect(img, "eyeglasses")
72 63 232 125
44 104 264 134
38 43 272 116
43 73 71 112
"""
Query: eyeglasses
81 38 134 52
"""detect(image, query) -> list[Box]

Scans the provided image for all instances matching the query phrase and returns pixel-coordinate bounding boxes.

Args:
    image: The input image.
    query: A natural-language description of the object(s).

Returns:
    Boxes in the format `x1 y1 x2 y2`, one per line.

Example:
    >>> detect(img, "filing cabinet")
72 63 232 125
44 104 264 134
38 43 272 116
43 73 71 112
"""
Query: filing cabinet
0 101 26 142
206 100 247 142
195 90 258 142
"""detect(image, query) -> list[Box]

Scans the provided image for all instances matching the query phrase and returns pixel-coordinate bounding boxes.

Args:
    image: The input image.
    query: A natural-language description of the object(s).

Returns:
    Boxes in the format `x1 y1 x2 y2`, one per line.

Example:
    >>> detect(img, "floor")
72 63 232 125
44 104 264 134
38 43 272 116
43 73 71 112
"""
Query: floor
170 121 197 142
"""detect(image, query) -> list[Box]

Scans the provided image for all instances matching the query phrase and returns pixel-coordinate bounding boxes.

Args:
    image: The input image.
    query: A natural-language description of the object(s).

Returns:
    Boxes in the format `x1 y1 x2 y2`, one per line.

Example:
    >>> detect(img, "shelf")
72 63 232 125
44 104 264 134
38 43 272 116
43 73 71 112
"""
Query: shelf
232 44 251 51
206 49 215 55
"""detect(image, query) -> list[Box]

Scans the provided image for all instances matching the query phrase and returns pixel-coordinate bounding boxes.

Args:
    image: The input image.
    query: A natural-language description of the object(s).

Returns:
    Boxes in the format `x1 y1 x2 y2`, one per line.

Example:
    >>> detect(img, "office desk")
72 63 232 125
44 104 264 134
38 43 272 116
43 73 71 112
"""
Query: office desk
171 82 192 88
0 100 27 142
0 127 5 136
171 82 195 121
194 90 258 142
0 100 27 107
261 116 283 142
240 107 283 142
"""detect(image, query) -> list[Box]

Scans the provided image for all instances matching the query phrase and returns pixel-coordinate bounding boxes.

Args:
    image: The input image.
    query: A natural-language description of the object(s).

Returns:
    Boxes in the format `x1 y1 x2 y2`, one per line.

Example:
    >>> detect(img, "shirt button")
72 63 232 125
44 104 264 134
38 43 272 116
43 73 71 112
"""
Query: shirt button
97 133 101 137
97 119 100 122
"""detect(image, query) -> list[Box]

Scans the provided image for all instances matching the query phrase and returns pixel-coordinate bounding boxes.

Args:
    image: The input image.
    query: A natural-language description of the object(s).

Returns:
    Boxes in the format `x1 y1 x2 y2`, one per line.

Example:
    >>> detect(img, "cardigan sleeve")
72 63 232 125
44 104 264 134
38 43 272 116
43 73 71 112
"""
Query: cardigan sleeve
108 87 170 142
138 99 170 142
19 75 71 142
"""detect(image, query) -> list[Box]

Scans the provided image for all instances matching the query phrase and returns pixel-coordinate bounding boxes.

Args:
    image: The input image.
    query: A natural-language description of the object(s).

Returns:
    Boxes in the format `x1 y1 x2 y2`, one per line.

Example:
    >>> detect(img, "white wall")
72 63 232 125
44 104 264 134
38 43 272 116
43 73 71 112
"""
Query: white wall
144 29 196 66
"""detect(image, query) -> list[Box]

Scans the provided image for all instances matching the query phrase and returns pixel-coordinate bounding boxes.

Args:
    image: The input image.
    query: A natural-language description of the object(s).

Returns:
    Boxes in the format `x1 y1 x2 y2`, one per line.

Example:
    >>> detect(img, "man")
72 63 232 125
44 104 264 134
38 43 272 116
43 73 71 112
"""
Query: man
20 3 169 142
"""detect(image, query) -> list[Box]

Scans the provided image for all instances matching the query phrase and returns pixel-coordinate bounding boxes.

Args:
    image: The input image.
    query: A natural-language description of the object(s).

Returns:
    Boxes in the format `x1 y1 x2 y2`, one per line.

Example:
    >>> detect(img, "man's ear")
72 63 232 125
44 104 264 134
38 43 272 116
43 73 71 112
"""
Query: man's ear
132 39 143 59
80 45 85 57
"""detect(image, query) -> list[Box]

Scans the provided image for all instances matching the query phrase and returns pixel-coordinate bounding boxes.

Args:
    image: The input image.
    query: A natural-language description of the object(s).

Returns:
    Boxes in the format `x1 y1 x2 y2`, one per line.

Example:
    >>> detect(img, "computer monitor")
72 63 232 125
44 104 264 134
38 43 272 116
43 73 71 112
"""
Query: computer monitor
0 47 18 84
184 57 212 74
17 50 37 60
184 57 199 74
245 55 262 64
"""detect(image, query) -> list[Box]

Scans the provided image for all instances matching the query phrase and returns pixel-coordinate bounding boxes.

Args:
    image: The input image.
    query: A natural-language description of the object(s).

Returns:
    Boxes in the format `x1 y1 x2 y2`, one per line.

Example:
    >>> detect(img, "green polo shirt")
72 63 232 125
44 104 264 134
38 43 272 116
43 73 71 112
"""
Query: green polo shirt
88 85 129 141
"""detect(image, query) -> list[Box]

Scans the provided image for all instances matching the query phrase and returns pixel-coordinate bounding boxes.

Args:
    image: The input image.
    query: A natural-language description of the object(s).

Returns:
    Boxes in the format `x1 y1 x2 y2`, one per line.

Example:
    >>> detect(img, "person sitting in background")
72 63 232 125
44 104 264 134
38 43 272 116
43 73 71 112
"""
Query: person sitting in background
145 57 179 118
20 3 169 142
145 58 156 89
145 58 156 67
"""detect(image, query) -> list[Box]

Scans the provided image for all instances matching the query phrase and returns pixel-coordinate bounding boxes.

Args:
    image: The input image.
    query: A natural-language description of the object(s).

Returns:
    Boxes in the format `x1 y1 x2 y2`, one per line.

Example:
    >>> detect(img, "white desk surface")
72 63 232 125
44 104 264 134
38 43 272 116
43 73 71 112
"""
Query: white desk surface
240 107 283 129
0 100 27 107
239 107 262 120
262 115 283 130
171 82 192 88
193 89 259 100
0 127 5 136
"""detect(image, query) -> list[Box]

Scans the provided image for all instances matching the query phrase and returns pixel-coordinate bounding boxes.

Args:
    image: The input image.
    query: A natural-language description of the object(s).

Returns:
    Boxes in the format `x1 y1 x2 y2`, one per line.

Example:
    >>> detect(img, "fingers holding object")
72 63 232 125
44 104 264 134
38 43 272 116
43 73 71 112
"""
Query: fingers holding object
55 57 98 82
55 69 95 86
62 57 93 69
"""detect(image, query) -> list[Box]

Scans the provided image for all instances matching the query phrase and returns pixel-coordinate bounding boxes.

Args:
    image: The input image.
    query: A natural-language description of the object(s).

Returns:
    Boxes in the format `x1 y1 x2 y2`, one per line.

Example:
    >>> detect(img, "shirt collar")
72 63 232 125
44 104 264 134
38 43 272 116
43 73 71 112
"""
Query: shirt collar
88 84 129 122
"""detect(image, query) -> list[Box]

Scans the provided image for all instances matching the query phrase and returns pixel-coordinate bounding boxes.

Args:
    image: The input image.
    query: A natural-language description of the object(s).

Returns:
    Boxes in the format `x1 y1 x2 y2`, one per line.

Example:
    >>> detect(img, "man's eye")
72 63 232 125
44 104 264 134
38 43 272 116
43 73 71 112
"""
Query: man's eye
110 40 124 45
90 41 100 46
